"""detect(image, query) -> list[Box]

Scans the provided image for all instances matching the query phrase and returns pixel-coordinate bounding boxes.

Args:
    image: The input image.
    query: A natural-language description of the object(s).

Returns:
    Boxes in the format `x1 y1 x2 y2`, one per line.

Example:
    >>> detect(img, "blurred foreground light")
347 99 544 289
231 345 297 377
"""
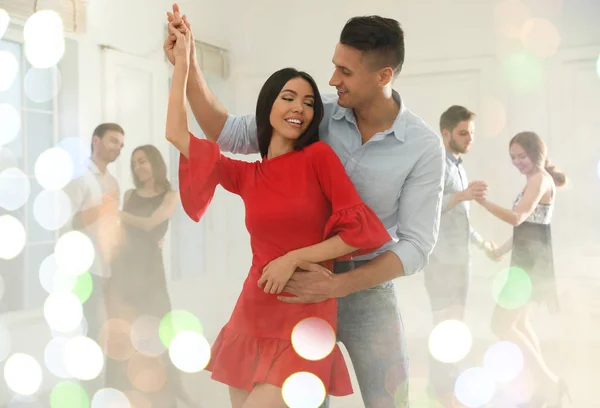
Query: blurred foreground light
91 388 131 408
25 66 61 103
33 189 72 231
0 103 21 146
0 168 30 211
34 147 74 191
429 320 472 363
0 215 26 259
64 336 104 381
24 11 65 68
0 9 10 40
168 331 211 373
0 50 18 91
43 291 83 332
483 341 524 382
3 353 43 396
492 266 532 309
282 372 326 408
55 231 95 276
50 381 89 408
520 18 561 58
292 317 336 361
159 309 203 348
454 367 496 408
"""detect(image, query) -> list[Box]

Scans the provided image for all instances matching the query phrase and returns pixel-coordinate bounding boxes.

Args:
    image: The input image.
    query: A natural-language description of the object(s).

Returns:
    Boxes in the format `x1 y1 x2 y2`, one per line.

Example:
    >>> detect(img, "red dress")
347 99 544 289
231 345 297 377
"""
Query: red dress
179 134 391 396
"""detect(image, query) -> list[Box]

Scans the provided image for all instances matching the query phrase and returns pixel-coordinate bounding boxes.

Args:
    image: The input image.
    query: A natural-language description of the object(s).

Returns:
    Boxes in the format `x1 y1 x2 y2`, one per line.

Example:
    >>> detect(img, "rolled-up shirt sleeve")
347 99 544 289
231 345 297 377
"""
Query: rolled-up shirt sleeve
217 114 260 155
470 227 484 249
389 138 445 276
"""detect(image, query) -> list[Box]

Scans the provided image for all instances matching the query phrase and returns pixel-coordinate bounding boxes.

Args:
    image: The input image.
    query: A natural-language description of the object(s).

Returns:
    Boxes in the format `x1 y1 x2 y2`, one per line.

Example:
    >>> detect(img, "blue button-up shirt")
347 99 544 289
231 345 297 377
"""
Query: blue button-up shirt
217 91 445 276
430 150 484 266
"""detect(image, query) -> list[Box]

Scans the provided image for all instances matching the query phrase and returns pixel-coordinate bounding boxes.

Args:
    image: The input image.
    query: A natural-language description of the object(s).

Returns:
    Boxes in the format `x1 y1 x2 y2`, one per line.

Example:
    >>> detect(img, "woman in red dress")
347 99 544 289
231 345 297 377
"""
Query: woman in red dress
166 23 391 408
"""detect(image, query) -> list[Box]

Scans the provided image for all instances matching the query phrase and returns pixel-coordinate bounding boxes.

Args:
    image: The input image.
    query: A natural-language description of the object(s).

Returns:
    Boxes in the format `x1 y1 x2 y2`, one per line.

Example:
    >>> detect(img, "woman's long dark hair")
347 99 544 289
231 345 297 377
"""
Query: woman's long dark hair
131 145 172 192
255 68 324 158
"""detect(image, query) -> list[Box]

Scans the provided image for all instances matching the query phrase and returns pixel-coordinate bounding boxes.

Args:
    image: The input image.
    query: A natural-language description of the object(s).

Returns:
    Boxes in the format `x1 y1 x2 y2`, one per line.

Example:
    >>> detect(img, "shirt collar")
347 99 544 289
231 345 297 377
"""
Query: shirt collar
86 158 105 175
331 89 407 142
446 149 462 165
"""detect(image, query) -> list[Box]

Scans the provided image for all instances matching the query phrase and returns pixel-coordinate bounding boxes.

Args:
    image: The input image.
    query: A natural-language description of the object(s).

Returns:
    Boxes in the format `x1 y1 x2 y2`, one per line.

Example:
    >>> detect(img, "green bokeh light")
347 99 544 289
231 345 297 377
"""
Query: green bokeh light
50 381 89 408
493 267 533 309
71 272 93 304
159 310 203 348
502 51 544 94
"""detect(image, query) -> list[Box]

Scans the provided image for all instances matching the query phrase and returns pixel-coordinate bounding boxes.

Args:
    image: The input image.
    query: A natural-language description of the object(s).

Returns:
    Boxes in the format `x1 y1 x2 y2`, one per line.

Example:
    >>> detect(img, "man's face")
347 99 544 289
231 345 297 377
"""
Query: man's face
329 43 383 109
444 120 475 154
93 130 124 163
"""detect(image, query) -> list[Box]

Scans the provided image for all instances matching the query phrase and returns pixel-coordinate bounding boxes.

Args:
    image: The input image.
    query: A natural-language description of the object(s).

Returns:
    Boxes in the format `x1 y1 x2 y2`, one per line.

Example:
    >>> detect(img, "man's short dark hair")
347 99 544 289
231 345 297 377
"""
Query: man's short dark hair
439 106 475 134
340 16 405 76
91 123 124 153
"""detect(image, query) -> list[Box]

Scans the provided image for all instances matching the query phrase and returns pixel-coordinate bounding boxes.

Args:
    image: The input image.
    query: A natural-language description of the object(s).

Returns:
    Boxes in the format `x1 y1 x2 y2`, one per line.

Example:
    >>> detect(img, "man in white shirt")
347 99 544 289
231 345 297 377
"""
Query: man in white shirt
62 123 125 396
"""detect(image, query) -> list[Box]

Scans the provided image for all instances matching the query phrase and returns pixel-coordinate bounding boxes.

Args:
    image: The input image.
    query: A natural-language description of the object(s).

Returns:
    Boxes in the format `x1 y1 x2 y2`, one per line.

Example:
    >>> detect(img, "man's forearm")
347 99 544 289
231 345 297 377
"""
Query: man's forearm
333 251 404 297
187 63 229 142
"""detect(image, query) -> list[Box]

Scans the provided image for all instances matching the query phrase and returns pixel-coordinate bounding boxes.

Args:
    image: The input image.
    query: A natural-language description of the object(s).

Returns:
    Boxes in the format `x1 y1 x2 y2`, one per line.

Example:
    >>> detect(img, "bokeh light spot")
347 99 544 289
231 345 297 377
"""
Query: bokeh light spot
0 168 30 211
282 372 326 408
291 317 336 361
3 353 43 396
50 381 89 408
520 18 561 58
483 341 524 382
158 310 203 348
24 66 61 103
0 9 10 40
127 353 167 393
0 215 26 259
131 315 166 356
502 51 544 93
0 50 18 91
39 254 78 293
24 11 65 68
100 319 135 361
91 388 131 408
168 331 211 373
0 103 21 146
454 367 496 408
58 137 90 180
43 291 83 332
44 337 72 379
64 336 104 380
33 189 72 230
428 320 472 363
493 267 532 309
71 272 93 304
55 231 95 276
34 147 74 191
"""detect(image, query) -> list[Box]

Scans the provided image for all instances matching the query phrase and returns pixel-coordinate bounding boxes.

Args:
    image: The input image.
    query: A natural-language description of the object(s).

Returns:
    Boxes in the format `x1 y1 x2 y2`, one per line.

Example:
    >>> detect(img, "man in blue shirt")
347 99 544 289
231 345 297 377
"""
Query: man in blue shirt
165 6 445 407
425 106 495 405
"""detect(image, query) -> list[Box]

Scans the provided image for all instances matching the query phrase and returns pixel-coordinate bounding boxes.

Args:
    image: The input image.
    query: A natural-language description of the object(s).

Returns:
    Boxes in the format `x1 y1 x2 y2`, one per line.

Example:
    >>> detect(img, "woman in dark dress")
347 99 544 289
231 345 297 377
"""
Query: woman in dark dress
477 132 568 407
107 144 196 407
